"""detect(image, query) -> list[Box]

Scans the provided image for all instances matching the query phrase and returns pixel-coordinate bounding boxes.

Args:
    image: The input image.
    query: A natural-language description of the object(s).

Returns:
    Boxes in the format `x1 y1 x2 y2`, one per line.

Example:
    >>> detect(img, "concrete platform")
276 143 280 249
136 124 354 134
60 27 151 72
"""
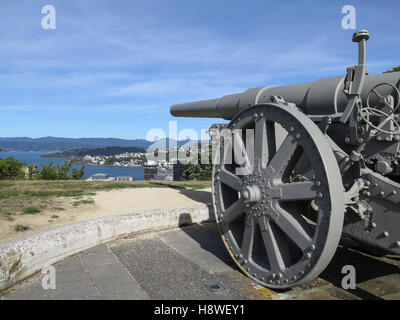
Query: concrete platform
2 223 400 300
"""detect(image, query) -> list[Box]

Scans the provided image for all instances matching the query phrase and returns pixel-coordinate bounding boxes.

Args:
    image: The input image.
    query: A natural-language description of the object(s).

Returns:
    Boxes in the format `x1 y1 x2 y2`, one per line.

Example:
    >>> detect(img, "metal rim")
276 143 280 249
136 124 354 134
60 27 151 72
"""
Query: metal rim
212 104 345 289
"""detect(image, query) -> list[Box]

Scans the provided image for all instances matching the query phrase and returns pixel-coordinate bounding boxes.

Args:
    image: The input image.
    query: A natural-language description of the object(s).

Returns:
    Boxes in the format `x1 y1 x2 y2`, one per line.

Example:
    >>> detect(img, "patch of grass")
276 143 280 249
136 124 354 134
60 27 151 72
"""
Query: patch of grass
51 215 59 219
22 206 41 214
15 224 30 232
53 207 66 211
72 198 95 206
0 208 15 221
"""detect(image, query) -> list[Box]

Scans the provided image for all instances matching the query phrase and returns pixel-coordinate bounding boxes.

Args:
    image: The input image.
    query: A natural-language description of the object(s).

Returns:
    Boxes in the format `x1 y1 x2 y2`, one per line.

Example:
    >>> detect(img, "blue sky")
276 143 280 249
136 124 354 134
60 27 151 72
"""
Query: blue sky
0 0 399 139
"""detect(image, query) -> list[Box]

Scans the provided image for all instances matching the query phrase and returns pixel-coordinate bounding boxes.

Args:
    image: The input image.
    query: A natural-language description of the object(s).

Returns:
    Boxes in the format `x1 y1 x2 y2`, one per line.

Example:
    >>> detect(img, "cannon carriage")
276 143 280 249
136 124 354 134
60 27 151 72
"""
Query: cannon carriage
170 30 400 289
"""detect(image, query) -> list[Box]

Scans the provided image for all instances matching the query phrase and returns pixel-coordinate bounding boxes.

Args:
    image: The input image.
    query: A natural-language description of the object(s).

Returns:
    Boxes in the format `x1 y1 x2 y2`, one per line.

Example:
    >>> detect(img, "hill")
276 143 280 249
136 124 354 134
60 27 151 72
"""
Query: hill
0 137 152 151
0 137 195 152
42 146 147 158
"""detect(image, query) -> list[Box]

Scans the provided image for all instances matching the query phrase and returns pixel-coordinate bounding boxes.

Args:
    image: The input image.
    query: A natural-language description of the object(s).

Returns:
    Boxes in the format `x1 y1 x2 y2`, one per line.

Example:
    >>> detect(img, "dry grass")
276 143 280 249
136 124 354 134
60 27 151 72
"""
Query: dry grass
0 180 210 220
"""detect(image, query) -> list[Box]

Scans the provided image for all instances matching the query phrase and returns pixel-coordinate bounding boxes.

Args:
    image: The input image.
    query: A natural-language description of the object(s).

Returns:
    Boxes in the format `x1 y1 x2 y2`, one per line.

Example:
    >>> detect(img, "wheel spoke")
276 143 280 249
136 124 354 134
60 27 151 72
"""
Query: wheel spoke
273 205 313 251
260 220 285 273
277 181 317 201
221 199 246 224
233 130 253 175
241 219 255 259
254 118 267 168
219 169 242 191
268 134 297 175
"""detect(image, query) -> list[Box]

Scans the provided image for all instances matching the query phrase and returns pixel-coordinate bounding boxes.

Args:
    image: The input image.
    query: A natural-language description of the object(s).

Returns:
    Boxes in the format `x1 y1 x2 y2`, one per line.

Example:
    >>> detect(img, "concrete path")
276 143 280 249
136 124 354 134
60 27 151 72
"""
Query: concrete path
2 223 400 300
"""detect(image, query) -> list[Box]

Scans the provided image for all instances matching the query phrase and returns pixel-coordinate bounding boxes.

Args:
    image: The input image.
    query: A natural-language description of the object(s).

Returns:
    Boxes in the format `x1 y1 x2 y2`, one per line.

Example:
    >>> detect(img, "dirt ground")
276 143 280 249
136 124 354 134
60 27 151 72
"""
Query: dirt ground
0 186 212 243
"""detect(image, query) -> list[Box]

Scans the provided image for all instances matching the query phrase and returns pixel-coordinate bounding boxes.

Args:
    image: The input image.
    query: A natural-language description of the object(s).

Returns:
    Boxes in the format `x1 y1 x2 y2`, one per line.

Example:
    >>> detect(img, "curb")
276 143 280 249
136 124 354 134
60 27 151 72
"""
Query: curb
0 204 214 291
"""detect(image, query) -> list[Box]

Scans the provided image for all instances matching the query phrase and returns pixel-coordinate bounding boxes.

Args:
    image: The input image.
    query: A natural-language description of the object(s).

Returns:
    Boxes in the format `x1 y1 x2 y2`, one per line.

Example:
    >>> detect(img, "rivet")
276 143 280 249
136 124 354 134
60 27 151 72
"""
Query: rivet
310 245 316 251
316 181 321 187
383 231 389 237
239 254 243 259
371 222 376 228
289 127 294 132
318 193 323 199
296 133 301 139
278 273 283 279
244 259 248 264
305 253 312 259
380 191 385 196
396 241 400 247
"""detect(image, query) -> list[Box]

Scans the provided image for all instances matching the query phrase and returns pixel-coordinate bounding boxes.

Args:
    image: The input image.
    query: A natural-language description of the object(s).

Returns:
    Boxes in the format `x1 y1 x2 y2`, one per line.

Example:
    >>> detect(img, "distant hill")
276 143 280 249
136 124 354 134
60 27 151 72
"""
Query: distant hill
42 146 147 158
0 136 199 152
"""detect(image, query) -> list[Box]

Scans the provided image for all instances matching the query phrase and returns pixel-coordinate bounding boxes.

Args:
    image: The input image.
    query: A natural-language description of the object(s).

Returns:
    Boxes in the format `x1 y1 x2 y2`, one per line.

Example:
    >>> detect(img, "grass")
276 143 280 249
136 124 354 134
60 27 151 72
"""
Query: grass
0 180 211 220
0 207 15 221
51 215 59 219
22 206 41 214
72 198 95 206
15 224 30 232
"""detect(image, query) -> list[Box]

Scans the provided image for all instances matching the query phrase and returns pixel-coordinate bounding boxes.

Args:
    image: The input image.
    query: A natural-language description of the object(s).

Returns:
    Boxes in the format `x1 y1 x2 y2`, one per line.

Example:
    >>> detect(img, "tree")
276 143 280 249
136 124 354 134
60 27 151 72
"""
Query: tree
384 66 400 73
39 161 85 180
180 145 212 181
71 165 85 180
0 157 25 179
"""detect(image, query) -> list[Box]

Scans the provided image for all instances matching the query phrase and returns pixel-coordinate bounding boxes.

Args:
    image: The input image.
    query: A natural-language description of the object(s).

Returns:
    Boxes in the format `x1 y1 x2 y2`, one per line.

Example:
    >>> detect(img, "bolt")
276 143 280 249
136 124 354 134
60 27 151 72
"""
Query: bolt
318 193 323 199
371 222 377 228
296 133 301 139
396 241 400 247
345 137 350 143
289 127 294 132
365 191 371 197
305 252 312 259
358 138 364 143
392 191 397 195
316 181 321 187
244 259 248 264
383 231 389 238
310 245 316 251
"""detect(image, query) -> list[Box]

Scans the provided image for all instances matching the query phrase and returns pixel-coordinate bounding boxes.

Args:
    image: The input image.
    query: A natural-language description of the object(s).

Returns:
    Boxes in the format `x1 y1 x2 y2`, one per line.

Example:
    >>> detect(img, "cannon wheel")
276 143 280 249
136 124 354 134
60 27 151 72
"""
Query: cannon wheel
212 103 345 289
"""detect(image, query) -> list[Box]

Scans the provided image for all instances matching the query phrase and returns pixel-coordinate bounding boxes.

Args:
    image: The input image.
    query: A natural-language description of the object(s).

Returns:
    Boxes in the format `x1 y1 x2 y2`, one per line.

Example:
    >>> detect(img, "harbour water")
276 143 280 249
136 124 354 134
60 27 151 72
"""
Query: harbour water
0 151 144 180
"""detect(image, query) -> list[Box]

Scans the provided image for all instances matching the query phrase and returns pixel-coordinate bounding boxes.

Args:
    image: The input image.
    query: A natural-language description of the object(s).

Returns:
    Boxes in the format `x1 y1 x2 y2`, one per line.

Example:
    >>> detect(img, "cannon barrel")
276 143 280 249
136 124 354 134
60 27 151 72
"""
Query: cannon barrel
171 72 400 120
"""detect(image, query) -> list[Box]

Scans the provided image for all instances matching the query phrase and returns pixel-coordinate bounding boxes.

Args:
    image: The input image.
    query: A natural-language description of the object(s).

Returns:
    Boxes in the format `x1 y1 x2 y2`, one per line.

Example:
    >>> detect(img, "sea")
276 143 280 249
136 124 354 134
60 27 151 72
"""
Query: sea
0 151 144 180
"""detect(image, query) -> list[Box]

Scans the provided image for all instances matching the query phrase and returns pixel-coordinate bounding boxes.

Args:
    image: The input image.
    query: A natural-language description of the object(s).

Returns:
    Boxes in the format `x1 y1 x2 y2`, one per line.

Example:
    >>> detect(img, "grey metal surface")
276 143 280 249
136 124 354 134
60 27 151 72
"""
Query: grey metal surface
171 72 400 119
212 104 344 289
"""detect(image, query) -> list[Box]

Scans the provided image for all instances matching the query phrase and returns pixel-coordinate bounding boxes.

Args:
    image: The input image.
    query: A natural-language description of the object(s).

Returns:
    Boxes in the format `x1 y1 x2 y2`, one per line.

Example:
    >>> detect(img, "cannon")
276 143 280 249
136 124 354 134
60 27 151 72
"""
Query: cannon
170 30 400 289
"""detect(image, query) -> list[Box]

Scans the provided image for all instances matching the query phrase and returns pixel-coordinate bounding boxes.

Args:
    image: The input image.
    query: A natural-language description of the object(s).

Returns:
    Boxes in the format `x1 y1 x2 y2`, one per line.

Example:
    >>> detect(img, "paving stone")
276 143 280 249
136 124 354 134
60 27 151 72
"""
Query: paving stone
80 249 118 266
358 274 400 298
50 279 99 300
54 255 83 272
93 273 148 299
55 268 91 283
158 227 233 274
